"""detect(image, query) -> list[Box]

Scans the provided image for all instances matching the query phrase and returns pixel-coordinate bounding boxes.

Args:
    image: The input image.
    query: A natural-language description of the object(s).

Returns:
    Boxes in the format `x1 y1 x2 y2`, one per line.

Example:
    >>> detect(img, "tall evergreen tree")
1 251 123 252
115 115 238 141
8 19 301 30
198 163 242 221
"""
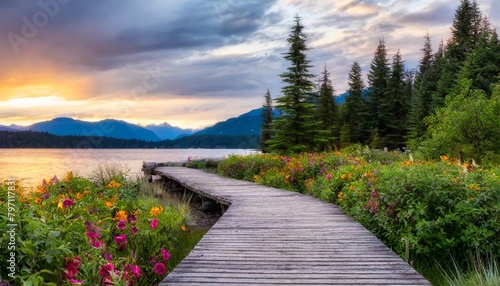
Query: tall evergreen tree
435 0 485 106
316 65 338 150
408 34 436 139
268 16 319 153
460 29 500 97
344 61 367 144
367 38 390 148
260 89 273 153
384 50 409 149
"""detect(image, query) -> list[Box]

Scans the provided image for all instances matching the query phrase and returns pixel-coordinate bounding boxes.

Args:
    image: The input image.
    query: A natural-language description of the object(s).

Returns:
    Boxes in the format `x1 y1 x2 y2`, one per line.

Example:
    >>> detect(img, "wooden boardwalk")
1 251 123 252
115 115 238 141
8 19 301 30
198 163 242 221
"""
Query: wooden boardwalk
154 167 430 286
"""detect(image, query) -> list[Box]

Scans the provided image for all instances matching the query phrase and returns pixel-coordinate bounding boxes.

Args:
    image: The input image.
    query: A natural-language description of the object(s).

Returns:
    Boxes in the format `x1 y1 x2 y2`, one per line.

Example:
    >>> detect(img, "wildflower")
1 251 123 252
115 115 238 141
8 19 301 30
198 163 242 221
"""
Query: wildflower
104 253 112 261
161 248 171 261
150 206 163 217
128 265 141 278
64 256 82 285
35 197 43 204
107 180 121 188
181 225 186 232
63 171 73 182
67 278 83 285
130 226 138 235
75 192 83 200
341 174 346 180
62 198 75 208
43 193 50 199
469 184 481 191
58 200 63 209
105 201 113 208
349 185 355 191
114 234 127 251
326 173 332 180
153 262 167 275
337 192 343 199
150 218 158 230
114 210 127 221
127 213 137 224
99 263 115 277
50 175 59 185
117 220 126 230
440 155 449 162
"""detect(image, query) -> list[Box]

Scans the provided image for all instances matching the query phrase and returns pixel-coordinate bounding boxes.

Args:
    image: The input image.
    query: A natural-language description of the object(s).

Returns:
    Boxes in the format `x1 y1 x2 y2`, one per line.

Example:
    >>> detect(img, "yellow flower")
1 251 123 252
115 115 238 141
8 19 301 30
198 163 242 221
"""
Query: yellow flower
107 180 121 188
440 155 449 162
105 201 113 208
58 200 63 209
349 185 355 191
83 190 90 195
150 206 163 216
114 210 127 221
337 192 343 199
341 174 346 180
35 197 43 204
181 225 186 232
63 171 73 182
76 192 83 200
468 184 481 191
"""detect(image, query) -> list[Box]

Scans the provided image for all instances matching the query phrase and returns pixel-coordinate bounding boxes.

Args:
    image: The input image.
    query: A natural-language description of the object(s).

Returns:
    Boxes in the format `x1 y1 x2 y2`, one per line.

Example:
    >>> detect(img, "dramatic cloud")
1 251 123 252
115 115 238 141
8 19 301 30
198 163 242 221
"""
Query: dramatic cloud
0 0 498 128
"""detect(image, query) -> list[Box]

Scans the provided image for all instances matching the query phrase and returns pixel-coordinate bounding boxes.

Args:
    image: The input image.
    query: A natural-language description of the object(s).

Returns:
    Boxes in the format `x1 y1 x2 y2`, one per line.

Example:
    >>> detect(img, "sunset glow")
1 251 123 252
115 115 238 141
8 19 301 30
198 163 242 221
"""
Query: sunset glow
0 0 498 128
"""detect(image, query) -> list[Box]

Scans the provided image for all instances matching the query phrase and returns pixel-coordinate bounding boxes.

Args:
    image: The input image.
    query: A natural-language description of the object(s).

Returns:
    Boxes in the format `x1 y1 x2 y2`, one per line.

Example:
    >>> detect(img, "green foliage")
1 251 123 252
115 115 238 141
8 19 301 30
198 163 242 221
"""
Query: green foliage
316 65 339 150
416 79 500 164
218 149 500 282
0 170 192 285
344 61 368 144
260 89 274 153
268 16 321 154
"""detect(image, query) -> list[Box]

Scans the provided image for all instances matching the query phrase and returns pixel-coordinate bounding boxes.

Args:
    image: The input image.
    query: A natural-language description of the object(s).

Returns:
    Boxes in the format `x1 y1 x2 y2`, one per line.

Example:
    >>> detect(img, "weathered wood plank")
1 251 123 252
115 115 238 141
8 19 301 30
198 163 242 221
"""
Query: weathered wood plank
154 167 430 285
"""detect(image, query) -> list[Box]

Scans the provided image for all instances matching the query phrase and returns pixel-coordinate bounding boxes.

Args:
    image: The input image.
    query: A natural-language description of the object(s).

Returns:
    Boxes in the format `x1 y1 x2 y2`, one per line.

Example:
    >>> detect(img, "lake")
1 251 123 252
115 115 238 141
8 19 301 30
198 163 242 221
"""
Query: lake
0 149 255 187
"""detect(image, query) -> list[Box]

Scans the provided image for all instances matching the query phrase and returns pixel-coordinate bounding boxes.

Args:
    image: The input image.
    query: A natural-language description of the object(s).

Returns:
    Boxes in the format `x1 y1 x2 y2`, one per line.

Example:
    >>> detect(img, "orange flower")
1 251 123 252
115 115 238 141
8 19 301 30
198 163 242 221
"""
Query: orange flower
150 206 163 216
105 201 113 208
337 192 343 199
107 180 121 188
341 174 346 180
349 185 355 191
114 210 127 221
76 192 83 200
35 197 43 204
63 171 73 182
440 155 449 162
181 225 186 232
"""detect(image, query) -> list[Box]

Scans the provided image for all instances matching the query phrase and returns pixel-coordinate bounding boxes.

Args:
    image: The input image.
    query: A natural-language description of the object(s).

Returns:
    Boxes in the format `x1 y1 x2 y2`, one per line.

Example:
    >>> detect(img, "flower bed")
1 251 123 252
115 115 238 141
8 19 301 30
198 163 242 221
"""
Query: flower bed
1 171 188 285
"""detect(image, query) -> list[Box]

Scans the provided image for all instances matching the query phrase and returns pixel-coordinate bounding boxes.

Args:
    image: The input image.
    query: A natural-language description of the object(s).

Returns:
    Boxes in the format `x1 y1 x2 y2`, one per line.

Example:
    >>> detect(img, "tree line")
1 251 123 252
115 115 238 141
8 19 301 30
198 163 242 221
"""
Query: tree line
0 131 259 149
261 0 500 163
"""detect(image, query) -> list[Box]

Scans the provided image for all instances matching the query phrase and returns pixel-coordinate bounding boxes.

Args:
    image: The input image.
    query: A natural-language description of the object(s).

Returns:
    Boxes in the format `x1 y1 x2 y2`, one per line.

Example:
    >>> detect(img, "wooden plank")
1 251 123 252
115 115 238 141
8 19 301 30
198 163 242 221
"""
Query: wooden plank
154 167 430 285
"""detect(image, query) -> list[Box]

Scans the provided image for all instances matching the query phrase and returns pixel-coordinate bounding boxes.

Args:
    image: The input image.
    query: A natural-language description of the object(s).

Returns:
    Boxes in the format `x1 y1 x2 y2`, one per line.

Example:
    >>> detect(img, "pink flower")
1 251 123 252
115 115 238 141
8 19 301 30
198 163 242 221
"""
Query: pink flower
160 248 171 261
150 218 158 230
128 264 141 278
326 173 332 180
130 226 138 235
117 220 126 230
153 262 167 275
87 231 102 248
67 278 83 285
104 253 112 261
114 234 127 250
99 263 114 277
62 198 75 208
91 239 102 248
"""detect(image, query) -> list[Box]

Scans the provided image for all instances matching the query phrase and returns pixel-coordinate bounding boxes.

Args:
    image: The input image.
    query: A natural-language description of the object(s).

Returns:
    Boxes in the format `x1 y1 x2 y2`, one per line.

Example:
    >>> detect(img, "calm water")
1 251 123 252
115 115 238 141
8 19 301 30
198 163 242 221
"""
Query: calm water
0 149 255 187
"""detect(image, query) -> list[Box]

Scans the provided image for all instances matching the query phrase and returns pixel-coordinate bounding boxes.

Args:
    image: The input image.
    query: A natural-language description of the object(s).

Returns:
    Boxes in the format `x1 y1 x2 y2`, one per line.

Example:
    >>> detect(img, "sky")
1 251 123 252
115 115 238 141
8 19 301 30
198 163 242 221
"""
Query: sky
0 0 499 129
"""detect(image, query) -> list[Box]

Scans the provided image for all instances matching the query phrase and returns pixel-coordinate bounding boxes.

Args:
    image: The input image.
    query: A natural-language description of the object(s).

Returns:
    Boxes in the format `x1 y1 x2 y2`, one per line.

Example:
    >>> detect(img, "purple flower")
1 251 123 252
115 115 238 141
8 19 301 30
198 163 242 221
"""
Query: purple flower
127 213 137 224
130 226 138 235
117 220 126 230
114 234 127 251
62 198 74 208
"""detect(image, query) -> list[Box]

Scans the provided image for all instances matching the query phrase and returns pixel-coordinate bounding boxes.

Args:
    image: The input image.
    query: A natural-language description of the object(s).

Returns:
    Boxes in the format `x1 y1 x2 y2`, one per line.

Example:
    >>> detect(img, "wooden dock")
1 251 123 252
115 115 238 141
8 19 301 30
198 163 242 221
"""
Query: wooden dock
153 167 430 286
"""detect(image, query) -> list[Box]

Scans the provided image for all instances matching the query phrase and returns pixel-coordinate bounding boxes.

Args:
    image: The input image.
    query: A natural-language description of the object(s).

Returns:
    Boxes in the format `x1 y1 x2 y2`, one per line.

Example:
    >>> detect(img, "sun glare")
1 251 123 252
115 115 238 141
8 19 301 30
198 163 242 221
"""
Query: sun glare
7 95 68 108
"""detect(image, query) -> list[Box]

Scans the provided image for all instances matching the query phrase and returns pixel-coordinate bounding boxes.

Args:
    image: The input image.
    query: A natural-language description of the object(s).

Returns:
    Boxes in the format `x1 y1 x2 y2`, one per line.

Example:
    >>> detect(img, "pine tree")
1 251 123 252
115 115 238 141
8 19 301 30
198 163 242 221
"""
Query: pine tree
268 16 319 153
435 0 485 106
460 30 500 97
408 34 436 139
260 89 273 153
344 61 367 144
316 65 338 150
384 50 409 149
367 38 390 147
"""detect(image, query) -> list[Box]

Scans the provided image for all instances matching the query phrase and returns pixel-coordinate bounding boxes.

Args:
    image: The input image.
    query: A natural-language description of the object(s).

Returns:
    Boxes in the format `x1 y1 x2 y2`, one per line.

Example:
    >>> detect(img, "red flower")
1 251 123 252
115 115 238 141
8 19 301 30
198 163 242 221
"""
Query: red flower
62 198 75 208
153 262 167 275
130 226 138 235
99 263 115 277
150 218 158 230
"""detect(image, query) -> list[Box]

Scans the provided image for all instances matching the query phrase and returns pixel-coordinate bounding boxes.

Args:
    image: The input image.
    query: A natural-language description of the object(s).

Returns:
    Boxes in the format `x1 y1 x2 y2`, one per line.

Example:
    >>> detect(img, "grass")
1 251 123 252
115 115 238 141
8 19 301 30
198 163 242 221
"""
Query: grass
439 253 500 286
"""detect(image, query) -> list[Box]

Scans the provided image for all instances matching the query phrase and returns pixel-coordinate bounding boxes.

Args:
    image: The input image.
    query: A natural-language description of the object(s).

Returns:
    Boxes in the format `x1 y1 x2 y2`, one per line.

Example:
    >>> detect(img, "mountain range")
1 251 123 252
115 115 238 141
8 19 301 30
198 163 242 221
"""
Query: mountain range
1 92 348 142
